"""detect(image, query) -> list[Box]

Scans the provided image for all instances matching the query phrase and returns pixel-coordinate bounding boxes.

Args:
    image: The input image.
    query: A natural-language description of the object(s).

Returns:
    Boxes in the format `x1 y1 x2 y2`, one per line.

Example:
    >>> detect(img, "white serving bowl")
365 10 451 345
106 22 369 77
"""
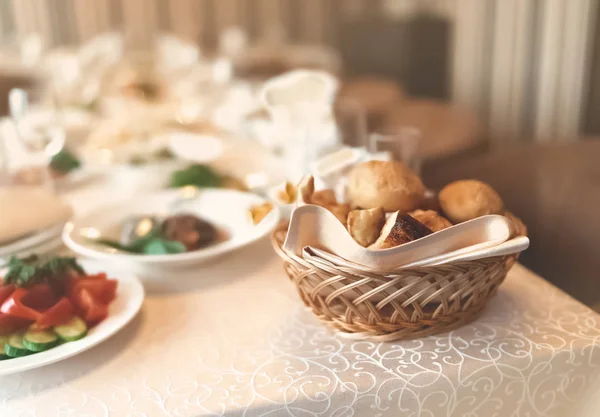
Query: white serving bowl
63 188 280 272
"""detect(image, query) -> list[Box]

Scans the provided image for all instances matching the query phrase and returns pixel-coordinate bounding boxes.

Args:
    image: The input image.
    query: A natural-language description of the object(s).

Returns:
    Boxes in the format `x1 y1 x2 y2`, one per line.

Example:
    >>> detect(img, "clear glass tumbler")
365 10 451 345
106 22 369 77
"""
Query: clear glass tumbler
369 127 422 174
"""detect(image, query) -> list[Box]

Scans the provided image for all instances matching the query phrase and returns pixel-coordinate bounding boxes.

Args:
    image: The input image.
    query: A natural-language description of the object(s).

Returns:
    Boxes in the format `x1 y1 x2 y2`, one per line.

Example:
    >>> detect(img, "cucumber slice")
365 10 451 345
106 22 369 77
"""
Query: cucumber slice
5 333 30 357
54 317 87 342
23 328 58 352
0 336 8 360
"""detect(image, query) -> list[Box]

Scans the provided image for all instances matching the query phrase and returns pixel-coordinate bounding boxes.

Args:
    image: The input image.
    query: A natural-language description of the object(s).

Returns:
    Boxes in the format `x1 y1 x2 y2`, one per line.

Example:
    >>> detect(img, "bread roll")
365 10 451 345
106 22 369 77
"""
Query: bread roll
503 210 527 236
297 175 315 205
370 212 432 250
347 207 386 247
311 189 337 206
409 209 452 232
327 203 351 224
439 180 503 223
348 160 425 212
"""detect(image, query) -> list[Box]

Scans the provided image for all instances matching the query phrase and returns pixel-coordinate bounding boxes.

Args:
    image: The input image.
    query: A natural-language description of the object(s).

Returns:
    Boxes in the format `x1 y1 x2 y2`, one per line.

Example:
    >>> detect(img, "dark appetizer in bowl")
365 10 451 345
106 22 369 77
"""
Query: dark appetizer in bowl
93 213 222 255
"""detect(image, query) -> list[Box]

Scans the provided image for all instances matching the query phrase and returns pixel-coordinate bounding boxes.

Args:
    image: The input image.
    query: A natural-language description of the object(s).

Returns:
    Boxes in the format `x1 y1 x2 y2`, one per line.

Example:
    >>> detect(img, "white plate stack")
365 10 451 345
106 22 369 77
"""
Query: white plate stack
0 187 73 263
0 222 66 263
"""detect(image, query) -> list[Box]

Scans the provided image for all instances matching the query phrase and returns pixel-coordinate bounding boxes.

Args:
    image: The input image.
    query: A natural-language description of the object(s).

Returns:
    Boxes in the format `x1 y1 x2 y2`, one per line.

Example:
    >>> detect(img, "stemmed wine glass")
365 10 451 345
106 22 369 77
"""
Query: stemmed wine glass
8 86 66 190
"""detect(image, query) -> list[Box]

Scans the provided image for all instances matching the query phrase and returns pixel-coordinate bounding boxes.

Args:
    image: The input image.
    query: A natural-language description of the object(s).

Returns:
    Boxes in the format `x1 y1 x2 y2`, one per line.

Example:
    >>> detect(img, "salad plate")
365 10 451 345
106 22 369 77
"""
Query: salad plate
53 161 106 190
0 237 64 265
0 223 65 258
63 188 280 269
0 259 144 375
165 131 224 163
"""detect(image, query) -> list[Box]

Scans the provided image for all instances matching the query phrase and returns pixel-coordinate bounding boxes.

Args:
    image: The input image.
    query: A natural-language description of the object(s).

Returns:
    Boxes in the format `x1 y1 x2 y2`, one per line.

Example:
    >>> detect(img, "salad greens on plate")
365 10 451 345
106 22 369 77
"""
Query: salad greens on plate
169 164 248 191
0 256 118 359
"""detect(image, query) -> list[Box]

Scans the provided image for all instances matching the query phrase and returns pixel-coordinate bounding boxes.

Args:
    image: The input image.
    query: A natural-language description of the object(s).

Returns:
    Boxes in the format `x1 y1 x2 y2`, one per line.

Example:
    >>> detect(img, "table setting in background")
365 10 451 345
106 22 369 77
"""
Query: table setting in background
0 31 599 417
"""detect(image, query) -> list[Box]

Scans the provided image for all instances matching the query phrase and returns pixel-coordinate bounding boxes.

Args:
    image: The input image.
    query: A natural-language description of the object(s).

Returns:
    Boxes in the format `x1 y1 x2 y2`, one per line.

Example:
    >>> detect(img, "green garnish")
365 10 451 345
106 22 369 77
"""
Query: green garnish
142 238 186 255
50 149 81 174
170 164 222 188
128 148 174 166
4 256 85 288
92 233 187 255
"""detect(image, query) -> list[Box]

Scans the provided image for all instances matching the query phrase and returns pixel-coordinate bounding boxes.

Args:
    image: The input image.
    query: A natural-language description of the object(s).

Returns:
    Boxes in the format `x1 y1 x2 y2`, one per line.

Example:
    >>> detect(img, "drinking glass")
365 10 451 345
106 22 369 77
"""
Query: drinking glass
8 86 66 190
334 98 368 148
369 127 422 174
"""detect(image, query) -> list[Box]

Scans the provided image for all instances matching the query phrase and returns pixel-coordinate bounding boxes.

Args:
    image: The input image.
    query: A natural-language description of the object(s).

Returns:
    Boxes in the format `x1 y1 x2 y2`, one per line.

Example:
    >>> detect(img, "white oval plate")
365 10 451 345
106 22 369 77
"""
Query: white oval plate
63 188 280 267
0 260 144 375
0 237 64 266
54 165 105 191
166 131 224 163
0 222 65 258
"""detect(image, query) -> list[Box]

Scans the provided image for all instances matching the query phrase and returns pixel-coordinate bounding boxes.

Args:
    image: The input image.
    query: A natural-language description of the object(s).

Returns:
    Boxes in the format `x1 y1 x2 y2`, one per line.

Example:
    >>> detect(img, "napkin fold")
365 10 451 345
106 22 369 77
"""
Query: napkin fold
283 205 513 271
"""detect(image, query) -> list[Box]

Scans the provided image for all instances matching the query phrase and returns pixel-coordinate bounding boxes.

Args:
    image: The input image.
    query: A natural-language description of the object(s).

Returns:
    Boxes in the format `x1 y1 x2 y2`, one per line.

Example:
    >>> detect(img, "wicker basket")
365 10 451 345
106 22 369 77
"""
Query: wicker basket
272 213 527 342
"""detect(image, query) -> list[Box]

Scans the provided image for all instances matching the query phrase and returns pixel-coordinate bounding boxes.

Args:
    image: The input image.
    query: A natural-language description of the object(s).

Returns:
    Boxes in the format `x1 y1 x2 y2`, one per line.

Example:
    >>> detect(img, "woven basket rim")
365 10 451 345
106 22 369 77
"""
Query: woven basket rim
272 211 527 273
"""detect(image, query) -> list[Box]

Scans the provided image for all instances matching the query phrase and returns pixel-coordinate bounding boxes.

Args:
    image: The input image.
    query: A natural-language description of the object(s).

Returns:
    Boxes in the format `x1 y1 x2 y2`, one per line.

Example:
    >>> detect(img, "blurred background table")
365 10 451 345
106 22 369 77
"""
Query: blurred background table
0 179 599 417
0 10 598 414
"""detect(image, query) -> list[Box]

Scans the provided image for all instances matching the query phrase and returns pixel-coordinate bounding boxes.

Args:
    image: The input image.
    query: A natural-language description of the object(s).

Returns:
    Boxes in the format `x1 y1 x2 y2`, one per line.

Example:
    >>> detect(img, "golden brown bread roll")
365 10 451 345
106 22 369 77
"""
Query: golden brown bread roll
370 212 432 249
409 209 452 232
503 210 527 236
439 180 503 223
347 160 425 212
347 207 386 247
297 175 315 205
311 189 337 206
326 203 351 224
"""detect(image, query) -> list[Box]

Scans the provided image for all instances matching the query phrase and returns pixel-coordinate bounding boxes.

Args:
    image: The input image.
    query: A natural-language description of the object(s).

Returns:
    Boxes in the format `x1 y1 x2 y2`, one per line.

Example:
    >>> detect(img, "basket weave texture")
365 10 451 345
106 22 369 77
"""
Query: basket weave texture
272 213 527 341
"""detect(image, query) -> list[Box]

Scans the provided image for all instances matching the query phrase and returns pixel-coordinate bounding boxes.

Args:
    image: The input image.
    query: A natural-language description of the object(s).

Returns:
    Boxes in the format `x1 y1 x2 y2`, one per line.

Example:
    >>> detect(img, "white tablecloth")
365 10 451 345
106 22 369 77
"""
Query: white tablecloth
1 178 600 416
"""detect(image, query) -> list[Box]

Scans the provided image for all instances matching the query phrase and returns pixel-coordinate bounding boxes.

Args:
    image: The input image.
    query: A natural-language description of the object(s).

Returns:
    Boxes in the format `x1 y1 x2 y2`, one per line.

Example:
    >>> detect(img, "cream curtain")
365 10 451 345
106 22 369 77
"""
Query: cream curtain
2 0 598 141
448 0 597 143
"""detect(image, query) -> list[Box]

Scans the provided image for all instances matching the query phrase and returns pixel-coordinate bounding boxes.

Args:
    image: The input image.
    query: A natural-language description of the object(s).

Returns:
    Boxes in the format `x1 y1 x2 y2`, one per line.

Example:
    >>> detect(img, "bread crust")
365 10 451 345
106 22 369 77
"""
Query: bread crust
409 209 452 232
439 180 503 223
348 160 425 212
347 207 386 247
370 212 432 249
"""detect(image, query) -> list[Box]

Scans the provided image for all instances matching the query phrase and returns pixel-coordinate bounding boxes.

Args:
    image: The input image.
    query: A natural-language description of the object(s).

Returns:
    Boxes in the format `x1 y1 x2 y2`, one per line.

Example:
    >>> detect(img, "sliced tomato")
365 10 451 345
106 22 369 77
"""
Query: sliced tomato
69 288 109 325
0 314 31 336
0 288 42 320
0 284 16 304
70 279 117 304
36 297 74 328
84 273 108 280
21 284 59 311
79 289 108 324
84 302 108 325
